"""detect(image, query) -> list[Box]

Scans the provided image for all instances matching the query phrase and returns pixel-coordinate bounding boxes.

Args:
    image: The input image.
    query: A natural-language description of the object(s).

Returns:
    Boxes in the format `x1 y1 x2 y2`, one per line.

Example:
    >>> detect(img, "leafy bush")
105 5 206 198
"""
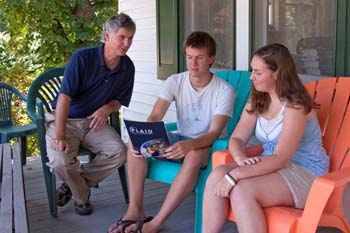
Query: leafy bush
0 0 118 156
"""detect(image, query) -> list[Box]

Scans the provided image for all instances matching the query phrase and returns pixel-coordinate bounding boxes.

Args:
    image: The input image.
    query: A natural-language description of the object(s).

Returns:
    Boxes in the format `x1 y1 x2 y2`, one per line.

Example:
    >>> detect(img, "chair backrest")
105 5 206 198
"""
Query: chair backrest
0 82 27 128
26 67 65 159
214 70 252 134
27 67 65 119
304 77 350 213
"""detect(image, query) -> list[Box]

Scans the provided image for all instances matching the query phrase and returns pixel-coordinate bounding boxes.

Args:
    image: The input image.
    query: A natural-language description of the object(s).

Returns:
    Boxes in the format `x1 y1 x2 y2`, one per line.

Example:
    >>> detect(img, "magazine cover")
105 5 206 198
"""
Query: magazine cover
124 119 171 158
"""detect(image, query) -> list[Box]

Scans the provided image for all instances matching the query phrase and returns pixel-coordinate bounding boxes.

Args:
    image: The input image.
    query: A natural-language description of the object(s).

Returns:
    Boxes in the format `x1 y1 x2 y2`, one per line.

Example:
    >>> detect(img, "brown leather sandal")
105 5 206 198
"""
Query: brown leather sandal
56 182 72 207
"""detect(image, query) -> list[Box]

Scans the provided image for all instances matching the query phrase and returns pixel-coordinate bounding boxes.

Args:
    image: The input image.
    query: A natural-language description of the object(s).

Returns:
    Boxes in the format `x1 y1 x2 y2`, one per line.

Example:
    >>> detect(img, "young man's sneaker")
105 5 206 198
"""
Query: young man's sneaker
56 182 72 207
74 201 93 215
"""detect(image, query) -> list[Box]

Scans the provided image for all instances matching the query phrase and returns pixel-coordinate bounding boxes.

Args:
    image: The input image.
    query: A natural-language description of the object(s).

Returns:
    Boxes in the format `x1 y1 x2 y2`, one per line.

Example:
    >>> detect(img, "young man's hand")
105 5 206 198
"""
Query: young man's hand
130 147 143 158
127 141 144 158
164 140 193 159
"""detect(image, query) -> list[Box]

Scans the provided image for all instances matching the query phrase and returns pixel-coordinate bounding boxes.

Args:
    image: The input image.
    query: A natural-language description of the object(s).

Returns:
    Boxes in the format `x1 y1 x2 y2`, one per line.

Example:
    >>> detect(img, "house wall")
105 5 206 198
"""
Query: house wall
236 0 250 70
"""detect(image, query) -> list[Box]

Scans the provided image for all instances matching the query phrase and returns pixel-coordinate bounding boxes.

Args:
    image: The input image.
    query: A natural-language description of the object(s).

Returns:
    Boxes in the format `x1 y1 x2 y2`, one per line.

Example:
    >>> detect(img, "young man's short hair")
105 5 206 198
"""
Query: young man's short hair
183 31 216 57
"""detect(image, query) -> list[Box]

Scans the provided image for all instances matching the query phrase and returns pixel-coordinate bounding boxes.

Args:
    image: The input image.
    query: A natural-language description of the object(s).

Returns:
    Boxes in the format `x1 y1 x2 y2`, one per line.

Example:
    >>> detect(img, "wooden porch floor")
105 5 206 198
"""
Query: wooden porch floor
23 157 343 233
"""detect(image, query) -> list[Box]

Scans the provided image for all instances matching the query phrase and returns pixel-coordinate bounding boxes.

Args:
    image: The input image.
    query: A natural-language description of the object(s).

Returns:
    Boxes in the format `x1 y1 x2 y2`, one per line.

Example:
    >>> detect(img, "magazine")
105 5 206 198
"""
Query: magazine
124 119 171 158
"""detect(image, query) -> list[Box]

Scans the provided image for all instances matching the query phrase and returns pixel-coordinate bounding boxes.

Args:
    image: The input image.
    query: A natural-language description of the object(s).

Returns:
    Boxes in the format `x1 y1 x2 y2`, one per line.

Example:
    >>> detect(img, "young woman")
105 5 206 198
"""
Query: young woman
202 43 329 233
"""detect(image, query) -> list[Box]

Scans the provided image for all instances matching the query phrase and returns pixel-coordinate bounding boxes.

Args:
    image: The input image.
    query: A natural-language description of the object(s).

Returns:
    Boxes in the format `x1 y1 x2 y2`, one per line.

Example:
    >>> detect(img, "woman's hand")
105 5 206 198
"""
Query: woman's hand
214 176 235 197
235 156 261 166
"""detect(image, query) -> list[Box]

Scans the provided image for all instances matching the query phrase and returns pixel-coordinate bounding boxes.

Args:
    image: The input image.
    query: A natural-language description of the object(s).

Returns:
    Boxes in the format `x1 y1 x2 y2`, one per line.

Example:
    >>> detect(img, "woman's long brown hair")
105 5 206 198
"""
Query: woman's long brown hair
248 43 318 114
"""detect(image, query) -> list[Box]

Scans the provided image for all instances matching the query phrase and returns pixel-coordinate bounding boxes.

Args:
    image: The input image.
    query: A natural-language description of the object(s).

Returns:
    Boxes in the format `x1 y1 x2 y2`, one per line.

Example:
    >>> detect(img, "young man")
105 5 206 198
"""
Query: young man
108 31 235 233
46 13 136 215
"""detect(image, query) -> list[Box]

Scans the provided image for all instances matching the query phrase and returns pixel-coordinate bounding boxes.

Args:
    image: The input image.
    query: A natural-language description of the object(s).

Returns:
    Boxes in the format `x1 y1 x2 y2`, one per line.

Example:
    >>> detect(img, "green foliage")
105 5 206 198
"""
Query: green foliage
0 10 6 31
11 96 39 156
0 0 118 156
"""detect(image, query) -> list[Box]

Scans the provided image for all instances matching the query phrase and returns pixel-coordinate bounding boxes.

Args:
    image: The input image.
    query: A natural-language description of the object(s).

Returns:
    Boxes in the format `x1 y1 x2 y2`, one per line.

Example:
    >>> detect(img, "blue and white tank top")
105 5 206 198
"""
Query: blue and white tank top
255 103 329 176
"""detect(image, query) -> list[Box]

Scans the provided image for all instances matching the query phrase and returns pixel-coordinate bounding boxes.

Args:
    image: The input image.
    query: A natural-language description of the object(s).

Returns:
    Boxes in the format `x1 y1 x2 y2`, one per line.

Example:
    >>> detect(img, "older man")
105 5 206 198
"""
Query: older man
46 13 136 215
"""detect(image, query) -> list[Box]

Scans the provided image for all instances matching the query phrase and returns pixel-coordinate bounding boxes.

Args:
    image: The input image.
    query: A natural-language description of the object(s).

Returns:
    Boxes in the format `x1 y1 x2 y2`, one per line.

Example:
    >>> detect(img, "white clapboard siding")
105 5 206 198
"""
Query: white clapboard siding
119 0 177 141
134 72 164 84
133 60 157 74
127 50 156 62
133 29 157 44
133 17 156 30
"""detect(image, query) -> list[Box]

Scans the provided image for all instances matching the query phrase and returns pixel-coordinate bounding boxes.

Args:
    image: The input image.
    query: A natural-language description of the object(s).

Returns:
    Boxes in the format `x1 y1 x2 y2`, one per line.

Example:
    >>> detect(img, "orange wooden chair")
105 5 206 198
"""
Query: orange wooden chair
212 77 350 233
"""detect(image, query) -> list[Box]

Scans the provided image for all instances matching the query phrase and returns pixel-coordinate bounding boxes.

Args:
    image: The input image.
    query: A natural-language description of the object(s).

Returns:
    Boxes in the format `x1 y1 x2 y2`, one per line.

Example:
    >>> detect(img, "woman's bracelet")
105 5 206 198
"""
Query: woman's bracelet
224 173 237 186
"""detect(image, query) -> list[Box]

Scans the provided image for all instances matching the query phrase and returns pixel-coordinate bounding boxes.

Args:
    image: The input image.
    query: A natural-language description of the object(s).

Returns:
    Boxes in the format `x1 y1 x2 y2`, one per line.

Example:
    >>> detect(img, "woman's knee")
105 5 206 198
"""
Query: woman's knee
230 179 257 204
206 165 231 188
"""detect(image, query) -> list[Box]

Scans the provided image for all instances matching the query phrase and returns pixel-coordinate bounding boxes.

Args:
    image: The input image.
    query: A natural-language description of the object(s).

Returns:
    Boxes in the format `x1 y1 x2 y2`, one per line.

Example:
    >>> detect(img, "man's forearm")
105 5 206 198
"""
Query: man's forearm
187 115 229 151
55 94 71 139
190 131 221 150
147 115 162 122
146 98 170 122
105 100 121 113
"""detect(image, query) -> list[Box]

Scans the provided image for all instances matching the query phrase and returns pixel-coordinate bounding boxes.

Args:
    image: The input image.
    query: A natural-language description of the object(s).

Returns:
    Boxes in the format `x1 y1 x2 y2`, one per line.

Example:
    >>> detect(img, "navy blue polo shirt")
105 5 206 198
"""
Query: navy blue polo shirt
52 45 135 118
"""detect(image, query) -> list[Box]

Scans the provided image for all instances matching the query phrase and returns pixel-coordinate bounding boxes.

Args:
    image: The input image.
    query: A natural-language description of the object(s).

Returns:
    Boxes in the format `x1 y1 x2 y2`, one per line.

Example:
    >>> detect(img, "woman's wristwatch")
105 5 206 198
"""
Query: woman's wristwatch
224 173 237 186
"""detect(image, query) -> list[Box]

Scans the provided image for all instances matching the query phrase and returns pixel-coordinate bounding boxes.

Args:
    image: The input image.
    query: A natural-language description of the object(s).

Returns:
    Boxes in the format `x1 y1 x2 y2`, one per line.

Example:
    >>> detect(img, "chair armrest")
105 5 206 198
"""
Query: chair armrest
27 108 43 122
212 137 229 151
296 167 350 232
212 150 234 169
165 122 177 132
27 100 44 122
110 111 121 135
10 85 27 102
212 145 263 169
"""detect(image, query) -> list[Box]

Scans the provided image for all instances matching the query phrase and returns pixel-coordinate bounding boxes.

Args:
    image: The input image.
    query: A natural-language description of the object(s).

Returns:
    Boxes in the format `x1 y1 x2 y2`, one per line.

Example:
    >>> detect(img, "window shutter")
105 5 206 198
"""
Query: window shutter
156 0 179 80
335 0 350 76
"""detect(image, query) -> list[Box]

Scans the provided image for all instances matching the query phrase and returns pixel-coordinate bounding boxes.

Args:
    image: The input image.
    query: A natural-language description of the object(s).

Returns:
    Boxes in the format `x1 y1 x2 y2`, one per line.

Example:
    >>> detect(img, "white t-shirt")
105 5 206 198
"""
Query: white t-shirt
159 71 235 138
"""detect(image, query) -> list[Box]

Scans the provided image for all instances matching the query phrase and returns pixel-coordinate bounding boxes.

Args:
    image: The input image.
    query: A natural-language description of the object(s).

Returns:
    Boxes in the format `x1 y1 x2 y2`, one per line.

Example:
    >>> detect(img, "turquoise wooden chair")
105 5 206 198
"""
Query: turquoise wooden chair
0 82 37 165
26 67 129 217
146 70 252 233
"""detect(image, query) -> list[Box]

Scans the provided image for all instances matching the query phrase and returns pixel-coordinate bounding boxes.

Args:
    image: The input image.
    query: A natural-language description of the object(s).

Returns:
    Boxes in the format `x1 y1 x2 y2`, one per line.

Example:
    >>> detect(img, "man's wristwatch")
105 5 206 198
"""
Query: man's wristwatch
224 173 237 186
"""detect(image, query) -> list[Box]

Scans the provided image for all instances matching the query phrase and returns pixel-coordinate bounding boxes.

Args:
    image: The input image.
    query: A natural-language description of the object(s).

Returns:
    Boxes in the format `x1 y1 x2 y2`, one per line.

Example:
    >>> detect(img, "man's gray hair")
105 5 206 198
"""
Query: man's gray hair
101 13 136 42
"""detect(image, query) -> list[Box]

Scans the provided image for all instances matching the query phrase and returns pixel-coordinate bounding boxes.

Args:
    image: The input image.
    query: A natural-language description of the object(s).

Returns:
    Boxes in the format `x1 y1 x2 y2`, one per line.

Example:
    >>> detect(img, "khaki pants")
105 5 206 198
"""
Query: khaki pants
45 113 127 205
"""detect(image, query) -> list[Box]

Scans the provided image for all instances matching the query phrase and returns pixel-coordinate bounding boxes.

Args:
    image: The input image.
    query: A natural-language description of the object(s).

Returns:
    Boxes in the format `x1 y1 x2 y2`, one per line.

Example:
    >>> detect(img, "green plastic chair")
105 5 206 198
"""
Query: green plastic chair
146 70 252 233
26 67 129 217
0 82 37 165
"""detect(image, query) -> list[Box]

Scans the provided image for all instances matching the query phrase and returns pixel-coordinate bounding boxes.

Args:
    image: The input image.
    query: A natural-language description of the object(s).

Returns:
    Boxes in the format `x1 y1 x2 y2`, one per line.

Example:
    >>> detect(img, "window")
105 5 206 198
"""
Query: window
157 0 350 78
253 0 336 78
184 0 234 69
156 0 235 80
